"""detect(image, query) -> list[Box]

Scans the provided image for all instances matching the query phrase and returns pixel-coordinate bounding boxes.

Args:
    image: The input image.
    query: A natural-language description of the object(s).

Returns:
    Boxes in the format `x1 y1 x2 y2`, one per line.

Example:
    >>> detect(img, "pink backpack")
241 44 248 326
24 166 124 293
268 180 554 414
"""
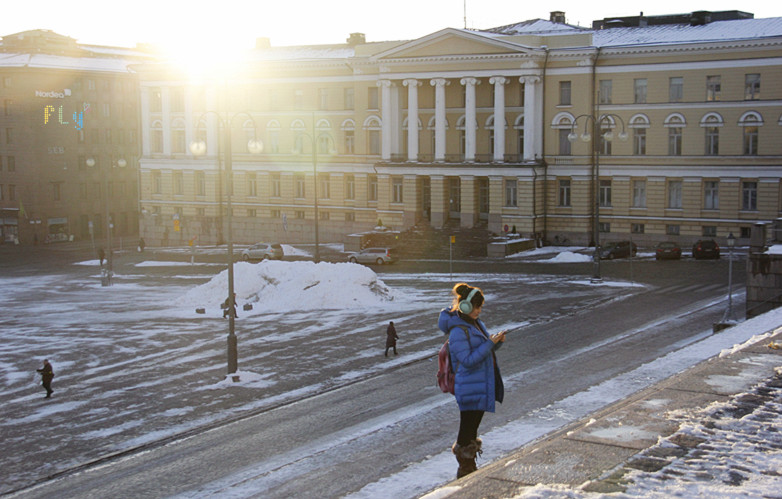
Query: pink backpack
436 326 469 394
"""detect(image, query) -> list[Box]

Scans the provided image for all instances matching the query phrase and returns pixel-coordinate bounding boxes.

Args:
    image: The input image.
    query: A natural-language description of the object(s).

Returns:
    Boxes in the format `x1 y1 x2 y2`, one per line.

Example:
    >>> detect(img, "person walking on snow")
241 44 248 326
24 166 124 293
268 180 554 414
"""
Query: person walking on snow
438 283 507 478
37 359 55 398
385 321 398 356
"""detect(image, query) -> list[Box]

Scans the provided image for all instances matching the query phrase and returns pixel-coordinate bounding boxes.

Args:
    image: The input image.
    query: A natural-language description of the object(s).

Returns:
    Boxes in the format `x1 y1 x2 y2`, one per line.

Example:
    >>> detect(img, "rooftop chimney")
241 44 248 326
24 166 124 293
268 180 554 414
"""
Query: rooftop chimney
255 37 271 49
550 11 566 24
347 33 366 45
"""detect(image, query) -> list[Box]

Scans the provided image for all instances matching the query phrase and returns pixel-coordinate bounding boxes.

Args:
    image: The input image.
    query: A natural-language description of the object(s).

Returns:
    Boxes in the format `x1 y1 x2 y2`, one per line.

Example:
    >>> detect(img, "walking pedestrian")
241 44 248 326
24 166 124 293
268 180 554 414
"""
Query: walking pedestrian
36 359 55 398
138 237 146 253
98 247 105 266
437 283 507 478
222 293 238 319
385 321 398 356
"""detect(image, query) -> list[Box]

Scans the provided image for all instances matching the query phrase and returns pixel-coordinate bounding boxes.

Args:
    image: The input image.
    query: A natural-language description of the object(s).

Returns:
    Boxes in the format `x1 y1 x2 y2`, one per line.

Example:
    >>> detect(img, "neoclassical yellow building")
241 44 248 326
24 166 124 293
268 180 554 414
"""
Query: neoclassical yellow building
136 10 782 248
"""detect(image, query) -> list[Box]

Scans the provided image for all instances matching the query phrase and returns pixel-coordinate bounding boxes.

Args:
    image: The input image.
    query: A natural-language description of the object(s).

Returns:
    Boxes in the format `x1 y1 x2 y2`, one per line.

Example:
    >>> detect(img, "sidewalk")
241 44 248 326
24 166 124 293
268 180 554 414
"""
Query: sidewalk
430 326 782 498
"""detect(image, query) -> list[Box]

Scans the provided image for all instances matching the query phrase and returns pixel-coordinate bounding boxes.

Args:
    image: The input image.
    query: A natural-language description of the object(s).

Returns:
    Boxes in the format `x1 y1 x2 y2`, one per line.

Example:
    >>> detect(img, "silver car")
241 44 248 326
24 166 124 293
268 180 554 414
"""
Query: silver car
347 247 395 265
241 242 284 261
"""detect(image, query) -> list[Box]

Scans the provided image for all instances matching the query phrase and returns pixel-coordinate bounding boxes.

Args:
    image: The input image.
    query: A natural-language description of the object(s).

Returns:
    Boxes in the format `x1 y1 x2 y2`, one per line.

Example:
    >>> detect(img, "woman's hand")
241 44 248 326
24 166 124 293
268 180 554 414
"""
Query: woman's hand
491 330 507 344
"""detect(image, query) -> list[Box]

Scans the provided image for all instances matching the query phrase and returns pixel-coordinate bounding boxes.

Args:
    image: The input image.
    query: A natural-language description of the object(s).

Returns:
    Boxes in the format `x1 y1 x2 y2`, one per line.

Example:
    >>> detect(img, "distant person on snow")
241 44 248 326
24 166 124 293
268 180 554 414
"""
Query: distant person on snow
222 293 238 319
438 283 507 479
36 359 55 398
385 321 398 356
98 247 106 266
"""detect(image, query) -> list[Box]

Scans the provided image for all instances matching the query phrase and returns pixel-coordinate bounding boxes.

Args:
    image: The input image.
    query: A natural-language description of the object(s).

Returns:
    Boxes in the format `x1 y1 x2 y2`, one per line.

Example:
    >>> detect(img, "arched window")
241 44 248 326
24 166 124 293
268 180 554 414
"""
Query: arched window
701 113 723 156
738 111 763 155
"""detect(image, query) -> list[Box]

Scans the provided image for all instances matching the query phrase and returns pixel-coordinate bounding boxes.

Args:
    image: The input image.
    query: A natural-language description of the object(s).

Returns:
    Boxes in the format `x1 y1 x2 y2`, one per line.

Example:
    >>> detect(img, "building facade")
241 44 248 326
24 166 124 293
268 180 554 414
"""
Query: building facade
136 11 782 248
0 30 150 246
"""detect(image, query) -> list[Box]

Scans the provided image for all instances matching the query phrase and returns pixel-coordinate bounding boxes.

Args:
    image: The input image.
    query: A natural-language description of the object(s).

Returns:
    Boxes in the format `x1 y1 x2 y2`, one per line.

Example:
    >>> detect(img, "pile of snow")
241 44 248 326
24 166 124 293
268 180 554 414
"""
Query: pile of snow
542 251 593 263
175 260 394 312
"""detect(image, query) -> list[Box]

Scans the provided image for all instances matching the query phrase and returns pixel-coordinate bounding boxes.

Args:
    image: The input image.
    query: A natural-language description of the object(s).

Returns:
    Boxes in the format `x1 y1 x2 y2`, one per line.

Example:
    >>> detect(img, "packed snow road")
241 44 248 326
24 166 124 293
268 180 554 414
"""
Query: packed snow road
0 248 742 497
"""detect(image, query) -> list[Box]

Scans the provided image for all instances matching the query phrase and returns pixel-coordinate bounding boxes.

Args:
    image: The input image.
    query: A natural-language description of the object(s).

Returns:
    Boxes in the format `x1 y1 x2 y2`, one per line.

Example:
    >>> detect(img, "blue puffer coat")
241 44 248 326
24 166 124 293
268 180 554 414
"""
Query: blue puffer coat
438 308 504 412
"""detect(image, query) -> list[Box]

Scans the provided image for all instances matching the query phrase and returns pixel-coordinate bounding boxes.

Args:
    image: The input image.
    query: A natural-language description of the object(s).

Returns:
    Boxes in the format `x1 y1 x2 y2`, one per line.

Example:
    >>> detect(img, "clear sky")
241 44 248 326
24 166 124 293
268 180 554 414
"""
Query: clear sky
1 0 780 62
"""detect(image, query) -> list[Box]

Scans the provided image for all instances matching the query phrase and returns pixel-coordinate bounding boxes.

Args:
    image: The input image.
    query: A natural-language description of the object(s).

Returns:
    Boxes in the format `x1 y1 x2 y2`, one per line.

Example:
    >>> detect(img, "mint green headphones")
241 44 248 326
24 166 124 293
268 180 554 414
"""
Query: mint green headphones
458 288 479 314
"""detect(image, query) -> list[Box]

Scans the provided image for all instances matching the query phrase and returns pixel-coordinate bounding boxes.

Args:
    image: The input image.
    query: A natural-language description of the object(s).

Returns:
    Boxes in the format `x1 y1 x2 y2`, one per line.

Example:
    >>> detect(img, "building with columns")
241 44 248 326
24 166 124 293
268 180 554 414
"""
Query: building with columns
136 11 782 249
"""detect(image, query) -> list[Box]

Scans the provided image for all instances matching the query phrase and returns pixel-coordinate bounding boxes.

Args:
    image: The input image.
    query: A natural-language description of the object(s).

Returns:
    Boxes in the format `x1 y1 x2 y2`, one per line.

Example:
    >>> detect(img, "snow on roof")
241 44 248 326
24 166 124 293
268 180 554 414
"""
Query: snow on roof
593 17 782 47
483 18 586 35
0 52 139 72
249 45 355 62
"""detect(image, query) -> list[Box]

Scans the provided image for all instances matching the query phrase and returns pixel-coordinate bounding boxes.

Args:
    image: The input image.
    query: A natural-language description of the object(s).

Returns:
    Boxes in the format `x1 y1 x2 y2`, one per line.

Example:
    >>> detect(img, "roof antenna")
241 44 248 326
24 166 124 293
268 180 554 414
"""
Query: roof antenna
464 0 467 29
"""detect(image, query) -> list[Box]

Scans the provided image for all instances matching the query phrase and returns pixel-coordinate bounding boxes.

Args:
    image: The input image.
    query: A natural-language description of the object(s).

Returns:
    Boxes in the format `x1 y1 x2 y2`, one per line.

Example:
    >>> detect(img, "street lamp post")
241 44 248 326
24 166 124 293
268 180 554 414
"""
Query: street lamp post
190 112 262 378
726 232 736 321
568 113 628 282
295 119 335 264
86 156 126 286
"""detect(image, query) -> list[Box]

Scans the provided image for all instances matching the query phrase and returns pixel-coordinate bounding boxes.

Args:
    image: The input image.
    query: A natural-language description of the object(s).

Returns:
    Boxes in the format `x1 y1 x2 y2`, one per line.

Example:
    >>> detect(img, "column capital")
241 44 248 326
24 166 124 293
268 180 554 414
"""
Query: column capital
377 79 394 88
519 76 541 85
460 77 481 86
489 76 508 85
430 78 450 87
402 78 422 87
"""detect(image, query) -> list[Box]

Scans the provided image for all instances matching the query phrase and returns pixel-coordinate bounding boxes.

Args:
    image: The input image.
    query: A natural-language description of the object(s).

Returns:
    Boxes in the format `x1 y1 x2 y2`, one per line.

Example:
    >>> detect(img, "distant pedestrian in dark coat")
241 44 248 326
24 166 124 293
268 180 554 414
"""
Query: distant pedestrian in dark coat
98 247 106 266
37 359 54 398
385 321 398 356
222 293 238 319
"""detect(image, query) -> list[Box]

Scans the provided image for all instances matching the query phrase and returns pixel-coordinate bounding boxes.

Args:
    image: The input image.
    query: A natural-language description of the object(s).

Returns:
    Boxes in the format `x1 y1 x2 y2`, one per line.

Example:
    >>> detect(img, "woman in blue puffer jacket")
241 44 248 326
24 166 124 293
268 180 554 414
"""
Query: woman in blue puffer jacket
438 282 506 478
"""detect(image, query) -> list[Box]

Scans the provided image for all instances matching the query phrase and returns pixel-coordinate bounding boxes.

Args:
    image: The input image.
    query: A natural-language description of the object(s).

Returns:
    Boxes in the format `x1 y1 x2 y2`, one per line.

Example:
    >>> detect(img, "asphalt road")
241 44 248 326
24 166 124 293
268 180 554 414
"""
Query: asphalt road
1 244 745 498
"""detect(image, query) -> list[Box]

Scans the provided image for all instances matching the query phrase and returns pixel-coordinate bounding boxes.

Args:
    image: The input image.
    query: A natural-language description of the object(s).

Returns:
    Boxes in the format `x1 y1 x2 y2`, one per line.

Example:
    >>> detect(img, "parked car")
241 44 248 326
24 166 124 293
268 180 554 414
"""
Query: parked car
655 241 682 260
241 242 284 261
346 247 396 265
599 241 637 260
692 239 720 259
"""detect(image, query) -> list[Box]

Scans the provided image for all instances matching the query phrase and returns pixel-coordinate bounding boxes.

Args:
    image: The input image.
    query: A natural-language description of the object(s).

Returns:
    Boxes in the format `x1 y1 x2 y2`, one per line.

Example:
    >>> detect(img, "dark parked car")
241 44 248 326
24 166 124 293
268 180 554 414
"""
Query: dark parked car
692 239 720 259
599 241 637 260
347 247 396 265
655 241 682 260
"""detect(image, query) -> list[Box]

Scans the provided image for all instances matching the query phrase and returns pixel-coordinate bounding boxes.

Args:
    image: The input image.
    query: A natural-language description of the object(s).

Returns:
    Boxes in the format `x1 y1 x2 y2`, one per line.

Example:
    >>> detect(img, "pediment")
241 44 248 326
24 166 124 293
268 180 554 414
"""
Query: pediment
371 28 535 61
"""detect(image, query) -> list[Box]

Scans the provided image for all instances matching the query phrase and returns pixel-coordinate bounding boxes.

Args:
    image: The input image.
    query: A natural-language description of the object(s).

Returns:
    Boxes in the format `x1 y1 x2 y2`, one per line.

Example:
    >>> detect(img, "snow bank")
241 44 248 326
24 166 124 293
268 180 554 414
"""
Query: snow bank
175 261 394 312
542 251 592 263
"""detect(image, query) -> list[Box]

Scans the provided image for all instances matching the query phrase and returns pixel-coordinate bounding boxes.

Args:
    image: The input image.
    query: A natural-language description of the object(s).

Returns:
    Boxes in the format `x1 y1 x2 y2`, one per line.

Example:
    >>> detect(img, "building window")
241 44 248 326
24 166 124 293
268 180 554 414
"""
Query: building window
8 184 15 201
344 129 355 154
344 88 355 110
705 126 719 155
392 177 404 203
741 227 752 238
293 89 304 110
368 175 378 201
598 222 610 233
743 126 759 155
668 127 682 155
558 179 571 207
704 181 719 210
5 128 13 144
706 75 721 101
7 156 15 172
318 88 328 110
268 209 279 218
631 223 645 234
150 87 162 112
668 180 682 209
599 123 612 155
173 172 183 195
271 173 281 197
152 171 162 194
295 210 305 219
599 80 612 104
247 172 257 197
319 174 330 199
559 81 571 105
247 209 257 218
703 226 717 237
632 180 646 208
345 212 355 222
368 130 380 155
669 77 684 102
151 128 163 154
666 225 680 236
742 181 757 211
368 87 379 109
345 175 355 200
52 182 61 201
195 171 205 195
3 99 12 116
634 79 647 104
295 175 306 198
504 179 518 207
319 211 329 221
599 179 612 207
633 129 646 155
745 73 760 100
558 128 572 155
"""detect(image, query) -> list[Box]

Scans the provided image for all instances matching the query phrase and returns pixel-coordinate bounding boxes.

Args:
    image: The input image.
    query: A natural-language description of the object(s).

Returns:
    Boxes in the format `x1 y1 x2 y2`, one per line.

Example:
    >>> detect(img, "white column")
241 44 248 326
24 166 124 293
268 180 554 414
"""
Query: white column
161 86 171 156
489 76 507 163
184 87 194 152
378 79 393 161
520 76 541 161
140 87 151 156
206 86 219 157
431 78 449 162
403 79 420 161
460 77 479 163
